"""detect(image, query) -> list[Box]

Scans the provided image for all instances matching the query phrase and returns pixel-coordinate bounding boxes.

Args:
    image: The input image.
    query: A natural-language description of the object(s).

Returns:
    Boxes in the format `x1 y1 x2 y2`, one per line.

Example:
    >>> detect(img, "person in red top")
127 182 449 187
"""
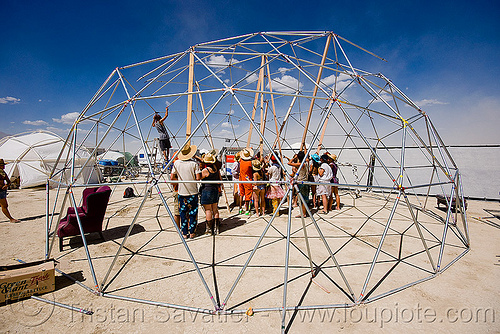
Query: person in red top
238 148 254 215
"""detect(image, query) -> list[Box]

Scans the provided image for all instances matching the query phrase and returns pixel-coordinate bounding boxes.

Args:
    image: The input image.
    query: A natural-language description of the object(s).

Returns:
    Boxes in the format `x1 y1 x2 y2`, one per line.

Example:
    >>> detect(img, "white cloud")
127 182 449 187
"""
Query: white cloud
23 120 48 126
205 54 238 75
46 126 69 135
221 122 238 128
245 73 259 84
215 129 233 136
370 92 393 104
228 109 235 115
278 67 291 74
415 99 448 106
269 75 303 93
321 73 352 92
0 96 20 104
321 74 337 87
206 54 230 67
52 112 79 125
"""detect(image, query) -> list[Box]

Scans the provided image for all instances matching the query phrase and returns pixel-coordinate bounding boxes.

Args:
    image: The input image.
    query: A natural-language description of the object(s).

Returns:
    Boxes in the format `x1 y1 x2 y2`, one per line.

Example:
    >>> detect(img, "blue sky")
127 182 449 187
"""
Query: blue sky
1 0 499 144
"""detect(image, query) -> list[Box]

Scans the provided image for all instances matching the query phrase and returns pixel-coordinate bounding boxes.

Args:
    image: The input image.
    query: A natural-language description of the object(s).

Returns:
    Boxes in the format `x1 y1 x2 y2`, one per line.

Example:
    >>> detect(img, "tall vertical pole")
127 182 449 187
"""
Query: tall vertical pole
186 51 195 144
247 56 265 148
281 189 294 333
300 33 332 151
45 180 50 259
266 59 283 159
195 81 215 149
259 99 267 157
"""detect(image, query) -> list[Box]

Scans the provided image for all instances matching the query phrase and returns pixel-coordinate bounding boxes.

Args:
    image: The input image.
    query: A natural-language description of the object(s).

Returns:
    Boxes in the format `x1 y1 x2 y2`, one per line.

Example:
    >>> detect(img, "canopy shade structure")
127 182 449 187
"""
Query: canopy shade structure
45 31 468 333
0 130 100 188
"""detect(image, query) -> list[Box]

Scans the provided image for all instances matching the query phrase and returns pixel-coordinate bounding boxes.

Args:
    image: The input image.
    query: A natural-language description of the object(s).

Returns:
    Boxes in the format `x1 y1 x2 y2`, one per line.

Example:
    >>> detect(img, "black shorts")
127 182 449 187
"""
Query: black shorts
159 138 171 151
201 188 219 205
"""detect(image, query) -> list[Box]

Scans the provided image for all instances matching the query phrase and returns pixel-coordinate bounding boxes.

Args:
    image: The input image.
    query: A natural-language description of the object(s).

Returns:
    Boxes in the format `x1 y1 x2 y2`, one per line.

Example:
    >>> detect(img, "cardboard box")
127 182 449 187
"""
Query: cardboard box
0 259 55 303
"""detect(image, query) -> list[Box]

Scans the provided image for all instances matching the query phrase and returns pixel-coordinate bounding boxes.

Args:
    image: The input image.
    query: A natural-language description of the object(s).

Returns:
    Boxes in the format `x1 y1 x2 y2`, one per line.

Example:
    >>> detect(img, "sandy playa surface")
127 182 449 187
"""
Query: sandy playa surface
0 184 498 333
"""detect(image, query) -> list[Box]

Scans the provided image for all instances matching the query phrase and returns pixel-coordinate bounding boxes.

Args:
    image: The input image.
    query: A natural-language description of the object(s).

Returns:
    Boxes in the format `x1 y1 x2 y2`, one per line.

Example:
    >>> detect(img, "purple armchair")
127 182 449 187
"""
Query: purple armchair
57 186 112 251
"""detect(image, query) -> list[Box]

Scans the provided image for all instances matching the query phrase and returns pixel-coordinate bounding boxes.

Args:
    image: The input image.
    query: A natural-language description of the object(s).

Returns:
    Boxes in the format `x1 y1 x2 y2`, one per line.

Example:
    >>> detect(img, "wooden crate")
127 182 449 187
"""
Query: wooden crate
0 259 55 303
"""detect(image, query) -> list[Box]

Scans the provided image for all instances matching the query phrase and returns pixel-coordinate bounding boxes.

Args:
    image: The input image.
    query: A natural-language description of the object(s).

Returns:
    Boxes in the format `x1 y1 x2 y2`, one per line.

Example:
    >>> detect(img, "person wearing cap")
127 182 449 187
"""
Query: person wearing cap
0 159 20 223
238 148 254 215
326 153 341 210
265 154 284 216
200 153 222 235
171 144 201 239
252 159 265 216
317 154 333 214
152 106 172 163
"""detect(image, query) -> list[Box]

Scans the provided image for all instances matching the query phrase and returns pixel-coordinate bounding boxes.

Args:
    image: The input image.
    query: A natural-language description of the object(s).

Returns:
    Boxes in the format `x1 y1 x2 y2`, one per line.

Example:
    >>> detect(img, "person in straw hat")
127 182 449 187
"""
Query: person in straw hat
238 147 254 215
252 159 265 216
200 153 222 235
0 159 20 223
171 144 201 239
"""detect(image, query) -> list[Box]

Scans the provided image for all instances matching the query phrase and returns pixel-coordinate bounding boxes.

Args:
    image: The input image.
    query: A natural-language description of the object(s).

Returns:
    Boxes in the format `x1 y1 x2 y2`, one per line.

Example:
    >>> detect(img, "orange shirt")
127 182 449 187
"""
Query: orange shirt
239 160 253 181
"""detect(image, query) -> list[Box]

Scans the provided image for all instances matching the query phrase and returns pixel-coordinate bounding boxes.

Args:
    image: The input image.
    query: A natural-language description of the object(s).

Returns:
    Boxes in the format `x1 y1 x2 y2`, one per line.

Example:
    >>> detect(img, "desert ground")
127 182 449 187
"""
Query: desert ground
0 182 498 333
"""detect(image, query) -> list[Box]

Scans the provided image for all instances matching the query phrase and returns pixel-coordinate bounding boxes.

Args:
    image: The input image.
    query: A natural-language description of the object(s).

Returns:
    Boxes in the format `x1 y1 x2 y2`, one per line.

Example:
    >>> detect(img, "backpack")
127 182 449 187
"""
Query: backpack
123 187 136 198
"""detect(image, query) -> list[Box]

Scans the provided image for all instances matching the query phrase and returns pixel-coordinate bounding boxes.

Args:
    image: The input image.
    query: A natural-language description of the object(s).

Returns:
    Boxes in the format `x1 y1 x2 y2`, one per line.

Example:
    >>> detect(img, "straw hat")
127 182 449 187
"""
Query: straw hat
203 153 216 164
178 144 197 161
0 159 5 166
235 152 241 161
240 148 254 161
251 159 262 171
327 152 337 161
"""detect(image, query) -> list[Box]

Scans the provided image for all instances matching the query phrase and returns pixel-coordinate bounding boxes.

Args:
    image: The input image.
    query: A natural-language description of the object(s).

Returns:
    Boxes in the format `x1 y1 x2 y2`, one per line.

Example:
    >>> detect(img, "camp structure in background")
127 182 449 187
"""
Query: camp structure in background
0 130 100 188
97 150 140 177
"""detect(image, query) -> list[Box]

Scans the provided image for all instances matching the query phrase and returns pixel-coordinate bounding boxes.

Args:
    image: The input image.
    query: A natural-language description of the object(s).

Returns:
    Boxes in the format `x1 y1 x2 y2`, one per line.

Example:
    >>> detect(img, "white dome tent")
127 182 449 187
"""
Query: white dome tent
0 130 100 188
45 32 469 333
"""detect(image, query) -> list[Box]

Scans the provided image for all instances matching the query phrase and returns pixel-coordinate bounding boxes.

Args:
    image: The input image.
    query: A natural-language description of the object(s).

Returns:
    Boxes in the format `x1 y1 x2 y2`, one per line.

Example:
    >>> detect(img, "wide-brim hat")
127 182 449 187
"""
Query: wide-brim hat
178 144 197 161
251 159 262 171
203 153 216 164
327 152 337 161
240 148 254 161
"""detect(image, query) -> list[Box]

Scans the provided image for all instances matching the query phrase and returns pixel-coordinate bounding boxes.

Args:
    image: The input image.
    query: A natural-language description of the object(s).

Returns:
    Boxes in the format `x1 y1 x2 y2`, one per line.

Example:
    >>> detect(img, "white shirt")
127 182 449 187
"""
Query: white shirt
172 159 201 196
268 164 281 182
319 162 332 182
231 161 240 180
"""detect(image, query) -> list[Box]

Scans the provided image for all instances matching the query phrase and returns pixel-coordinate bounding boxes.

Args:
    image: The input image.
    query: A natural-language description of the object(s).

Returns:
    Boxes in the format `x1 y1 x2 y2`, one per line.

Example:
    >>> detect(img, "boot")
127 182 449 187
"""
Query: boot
205 220 215 235
272 199 280 216
215 218 221 234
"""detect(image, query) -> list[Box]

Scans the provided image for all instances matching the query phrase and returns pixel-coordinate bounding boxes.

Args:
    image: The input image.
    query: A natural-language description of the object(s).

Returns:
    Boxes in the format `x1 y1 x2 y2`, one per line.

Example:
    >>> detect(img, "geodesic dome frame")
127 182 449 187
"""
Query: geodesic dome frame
45 31 469 332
